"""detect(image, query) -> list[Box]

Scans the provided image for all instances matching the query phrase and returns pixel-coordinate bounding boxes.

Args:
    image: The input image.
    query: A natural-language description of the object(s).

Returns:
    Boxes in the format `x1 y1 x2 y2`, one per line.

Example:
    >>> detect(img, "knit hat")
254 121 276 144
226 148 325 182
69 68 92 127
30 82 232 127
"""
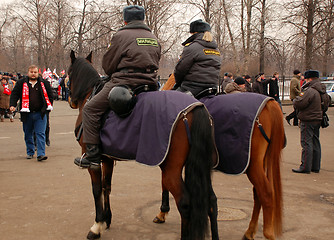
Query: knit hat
234 77 245 85
190 19 211 33
123 5 145 23
304 70 319 79
293 69 301 75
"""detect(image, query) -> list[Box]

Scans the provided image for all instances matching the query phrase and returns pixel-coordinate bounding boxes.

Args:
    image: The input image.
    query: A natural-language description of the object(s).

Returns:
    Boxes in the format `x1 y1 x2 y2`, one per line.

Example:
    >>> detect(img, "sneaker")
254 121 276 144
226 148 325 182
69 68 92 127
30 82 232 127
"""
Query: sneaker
37 155 48 161
26 155 34 159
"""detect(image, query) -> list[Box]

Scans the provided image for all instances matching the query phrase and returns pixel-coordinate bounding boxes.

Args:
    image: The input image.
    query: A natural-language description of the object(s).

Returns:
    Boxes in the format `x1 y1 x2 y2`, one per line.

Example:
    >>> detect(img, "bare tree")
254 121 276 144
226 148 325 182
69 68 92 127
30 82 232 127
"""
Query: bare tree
317 0 334 75
283 0 323 70
70 0 116 57
47 0 73 71
14 0 52 67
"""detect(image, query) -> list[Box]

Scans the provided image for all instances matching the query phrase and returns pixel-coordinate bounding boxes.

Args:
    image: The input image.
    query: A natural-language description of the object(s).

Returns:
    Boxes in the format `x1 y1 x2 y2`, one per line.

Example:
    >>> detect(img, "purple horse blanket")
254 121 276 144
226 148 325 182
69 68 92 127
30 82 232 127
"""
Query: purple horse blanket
201 92 272 175
100 91 203 166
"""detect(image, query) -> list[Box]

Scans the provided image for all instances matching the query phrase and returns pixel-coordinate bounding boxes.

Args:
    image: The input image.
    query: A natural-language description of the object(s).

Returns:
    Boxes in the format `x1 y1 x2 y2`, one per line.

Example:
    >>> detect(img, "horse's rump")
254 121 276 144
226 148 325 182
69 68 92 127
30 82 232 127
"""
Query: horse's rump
201 92 272 174
100 90 216 166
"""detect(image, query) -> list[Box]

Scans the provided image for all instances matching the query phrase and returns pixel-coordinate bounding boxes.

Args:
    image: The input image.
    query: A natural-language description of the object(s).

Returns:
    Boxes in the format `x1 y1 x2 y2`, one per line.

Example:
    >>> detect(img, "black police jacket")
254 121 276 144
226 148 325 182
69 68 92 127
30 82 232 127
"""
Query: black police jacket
174 33 221 96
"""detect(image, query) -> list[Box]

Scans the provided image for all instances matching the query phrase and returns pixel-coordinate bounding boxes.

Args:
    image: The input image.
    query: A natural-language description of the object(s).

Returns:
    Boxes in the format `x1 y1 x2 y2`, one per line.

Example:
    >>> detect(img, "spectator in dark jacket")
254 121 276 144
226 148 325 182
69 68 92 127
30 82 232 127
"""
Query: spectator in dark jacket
9 65 53 161
244 75 252 92
260 72 269 96
174 19 221 98
269 71 282 110
292 70 330 174
221 72 233 92
252 73 270 95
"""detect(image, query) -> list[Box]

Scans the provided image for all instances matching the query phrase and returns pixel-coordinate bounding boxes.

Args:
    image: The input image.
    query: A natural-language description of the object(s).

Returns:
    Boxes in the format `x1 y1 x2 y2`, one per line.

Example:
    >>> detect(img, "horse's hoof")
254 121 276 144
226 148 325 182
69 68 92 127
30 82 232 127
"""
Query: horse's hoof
242 235 253 240
153 216 165 224
87 231 100 239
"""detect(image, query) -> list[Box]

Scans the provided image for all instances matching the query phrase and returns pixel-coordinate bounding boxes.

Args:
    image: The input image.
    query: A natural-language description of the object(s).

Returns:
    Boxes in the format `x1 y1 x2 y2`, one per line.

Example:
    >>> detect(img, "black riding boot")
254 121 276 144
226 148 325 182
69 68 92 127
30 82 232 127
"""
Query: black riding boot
74 144 101 168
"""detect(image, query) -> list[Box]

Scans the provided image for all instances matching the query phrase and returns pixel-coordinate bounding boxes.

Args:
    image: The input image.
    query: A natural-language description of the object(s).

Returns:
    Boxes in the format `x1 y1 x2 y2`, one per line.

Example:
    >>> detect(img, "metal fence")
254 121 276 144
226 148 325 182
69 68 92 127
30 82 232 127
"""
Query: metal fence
159 76 294 101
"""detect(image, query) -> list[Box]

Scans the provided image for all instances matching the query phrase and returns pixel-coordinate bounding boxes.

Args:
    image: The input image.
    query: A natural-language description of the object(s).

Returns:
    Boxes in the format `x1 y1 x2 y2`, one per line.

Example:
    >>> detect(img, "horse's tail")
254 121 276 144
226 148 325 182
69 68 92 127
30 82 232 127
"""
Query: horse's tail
265 100 285 236
184 106 215 240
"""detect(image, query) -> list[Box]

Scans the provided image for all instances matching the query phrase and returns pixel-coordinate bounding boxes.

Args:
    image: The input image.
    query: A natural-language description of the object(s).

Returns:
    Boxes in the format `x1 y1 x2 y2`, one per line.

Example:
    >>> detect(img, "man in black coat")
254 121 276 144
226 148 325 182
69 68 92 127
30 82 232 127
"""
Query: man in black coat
269 71 282 110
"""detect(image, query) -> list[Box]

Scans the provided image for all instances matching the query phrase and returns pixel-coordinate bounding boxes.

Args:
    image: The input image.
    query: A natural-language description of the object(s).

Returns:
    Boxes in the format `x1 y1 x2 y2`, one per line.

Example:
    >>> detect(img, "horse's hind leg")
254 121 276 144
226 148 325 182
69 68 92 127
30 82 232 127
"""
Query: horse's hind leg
153 189 170 223
245 140 275 239
242 187 261 240
208 185 219 240
102 158 115 228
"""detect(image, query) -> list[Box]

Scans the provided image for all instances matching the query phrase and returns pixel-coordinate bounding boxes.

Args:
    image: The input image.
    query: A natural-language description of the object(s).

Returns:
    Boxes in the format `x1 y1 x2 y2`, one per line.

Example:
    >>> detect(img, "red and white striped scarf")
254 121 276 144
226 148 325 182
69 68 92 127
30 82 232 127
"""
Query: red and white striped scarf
21 81 53 112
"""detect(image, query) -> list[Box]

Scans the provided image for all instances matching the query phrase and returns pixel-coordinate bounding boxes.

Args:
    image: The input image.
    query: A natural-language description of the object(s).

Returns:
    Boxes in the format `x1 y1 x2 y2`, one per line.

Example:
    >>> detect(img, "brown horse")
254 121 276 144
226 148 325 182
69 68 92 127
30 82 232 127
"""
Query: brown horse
155 74 285 240
67 51 219 240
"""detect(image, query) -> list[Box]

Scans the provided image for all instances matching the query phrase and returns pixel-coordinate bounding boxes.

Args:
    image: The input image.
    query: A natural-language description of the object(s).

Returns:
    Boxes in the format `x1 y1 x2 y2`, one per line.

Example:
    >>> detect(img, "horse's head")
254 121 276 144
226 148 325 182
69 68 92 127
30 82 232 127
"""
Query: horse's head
68 50 99 109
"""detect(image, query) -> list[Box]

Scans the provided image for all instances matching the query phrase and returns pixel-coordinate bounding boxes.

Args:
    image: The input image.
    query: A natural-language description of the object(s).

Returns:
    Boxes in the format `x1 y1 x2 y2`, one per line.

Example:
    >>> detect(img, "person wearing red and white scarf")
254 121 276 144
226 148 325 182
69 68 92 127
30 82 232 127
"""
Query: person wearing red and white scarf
0 76 13 122
10 65 53 161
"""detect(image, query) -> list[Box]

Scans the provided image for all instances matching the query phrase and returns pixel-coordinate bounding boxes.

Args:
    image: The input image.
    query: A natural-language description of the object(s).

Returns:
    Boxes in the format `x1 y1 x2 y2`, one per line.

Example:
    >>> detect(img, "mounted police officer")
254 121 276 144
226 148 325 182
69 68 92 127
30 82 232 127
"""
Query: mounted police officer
173 19 221 98
74 5 161 168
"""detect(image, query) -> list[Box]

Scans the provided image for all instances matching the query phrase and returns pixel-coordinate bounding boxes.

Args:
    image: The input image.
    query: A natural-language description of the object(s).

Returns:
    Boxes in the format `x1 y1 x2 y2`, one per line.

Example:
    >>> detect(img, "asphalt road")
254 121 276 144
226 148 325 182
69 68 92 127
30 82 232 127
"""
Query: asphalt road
0 100 333 240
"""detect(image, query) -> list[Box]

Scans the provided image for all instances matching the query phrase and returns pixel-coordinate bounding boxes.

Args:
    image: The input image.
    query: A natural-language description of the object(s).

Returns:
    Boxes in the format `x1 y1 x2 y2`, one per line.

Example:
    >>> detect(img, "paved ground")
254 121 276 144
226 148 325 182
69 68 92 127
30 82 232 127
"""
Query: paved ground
0 100 333 240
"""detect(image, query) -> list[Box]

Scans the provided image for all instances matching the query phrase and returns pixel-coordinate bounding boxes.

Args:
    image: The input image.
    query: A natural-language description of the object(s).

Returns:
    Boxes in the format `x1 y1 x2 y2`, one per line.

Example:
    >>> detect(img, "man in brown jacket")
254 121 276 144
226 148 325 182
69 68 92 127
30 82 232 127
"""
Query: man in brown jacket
292 70 330 174
74 5 161 168
286 70 301 126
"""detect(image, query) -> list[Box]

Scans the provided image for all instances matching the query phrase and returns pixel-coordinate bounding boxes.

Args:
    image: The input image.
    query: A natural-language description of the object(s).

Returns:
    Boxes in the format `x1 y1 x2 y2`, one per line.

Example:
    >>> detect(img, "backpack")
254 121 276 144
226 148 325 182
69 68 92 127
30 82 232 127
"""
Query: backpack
320 92 330 128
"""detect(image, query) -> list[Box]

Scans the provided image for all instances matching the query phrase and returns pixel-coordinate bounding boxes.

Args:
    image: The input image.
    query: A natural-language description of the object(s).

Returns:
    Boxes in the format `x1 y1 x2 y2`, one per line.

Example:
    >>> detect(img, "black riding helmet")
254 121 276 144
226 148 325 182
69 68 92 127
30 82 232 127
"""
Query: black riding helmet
108 85 137 118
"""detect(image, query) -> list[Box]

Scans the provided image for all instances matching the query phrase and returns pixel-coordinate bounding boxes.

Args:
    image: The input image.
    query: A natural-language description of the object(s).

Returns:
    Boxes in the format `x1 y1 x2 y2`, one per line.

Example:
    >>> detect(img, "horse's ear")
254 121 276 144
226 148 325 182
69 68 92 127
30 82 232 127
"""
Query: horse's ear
70 50 76 63
86 51 93 63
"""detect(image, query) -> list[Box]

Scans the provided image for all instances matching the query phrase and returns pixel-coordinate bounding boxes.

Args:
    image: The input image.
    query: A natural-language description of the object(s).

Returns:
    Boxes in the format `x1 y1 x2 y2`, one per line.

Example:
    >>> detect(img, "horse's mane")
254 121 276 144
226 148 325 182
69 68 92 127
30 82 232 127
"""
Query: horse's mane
69 57 101 102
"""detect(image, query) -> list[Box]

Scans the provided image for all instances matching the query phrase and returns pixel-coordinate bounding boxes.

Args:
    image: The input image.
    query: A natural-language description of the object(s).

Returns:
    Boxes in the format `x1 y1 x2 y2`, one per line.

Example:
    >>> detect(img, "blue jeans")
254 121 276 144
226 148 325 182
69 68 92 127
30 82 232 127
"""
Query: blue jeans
23 112 47 157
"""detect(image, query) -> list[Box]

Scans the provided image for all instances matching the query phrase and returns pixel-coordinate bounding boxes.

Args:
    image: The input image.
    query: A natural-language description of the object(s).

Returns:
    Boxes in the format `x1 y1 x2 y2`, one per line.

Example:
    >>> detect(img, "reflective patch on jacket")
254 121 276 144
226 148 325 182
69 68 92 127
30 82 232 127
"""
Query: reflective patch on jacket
203 49 220 56
136 38 158 47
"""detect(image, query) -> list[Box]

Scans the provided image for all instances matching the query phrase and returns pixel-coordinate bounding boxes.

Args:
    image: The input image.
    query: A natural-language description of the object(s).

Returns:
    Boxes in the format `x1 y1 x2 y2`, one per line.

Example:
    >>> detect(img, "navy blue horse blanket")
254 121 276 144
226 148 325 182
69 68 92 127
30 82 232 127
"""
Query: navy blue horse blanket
100 91 205 166
201 92 272 175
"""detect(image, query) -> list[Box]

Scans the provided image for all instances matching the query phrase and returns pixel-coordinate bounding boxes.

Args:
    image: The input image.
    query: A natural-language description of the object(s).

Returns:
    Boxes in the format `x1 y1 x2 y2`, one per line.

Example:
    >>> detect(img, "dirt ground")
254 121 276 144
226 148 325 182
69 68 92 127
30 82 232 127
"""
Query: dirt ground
0 100 333 240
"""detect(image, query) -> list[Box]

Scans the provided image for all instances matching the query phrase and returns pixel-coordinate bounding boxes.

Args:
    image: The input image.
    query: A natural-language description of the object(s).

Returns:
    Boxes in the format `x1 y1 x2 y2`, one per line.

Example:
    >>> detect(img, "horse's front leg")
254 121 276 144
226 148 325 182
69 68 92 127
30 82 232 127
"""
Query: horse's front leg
86 165 105 240
153 190 170 223
102 158 115 228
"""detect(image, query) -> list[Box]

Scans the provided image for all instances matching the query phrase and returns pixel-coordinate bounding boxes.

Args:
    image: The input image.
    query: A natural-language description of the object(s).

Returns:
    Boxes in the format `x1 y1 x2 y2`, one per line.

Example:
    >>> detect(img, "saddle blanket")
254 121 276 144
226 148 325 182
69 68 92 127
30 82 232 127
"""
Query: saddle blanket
100 91 203 166
201 92 272 175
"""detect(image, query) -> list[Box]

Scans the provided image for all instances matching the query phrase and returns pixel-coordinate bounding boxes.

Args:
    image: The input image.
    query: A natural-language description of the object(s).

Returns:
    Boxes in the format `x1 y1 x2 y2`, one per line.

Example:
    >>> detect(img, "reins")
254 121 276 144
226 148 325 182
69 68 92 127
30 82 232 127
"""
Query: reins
74 79 106 142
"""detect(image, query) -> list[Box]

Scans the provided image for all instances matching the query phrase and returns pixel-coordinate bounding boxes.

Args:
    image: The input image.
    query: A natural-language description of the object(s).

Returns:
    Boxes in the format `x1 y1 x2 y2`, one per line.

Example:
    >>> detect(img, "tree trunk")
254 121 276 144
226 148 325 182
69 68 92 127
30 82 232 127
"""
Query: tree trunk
259 0 266 73
305 0 317 70
245 0 253 73
222 0 240 74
